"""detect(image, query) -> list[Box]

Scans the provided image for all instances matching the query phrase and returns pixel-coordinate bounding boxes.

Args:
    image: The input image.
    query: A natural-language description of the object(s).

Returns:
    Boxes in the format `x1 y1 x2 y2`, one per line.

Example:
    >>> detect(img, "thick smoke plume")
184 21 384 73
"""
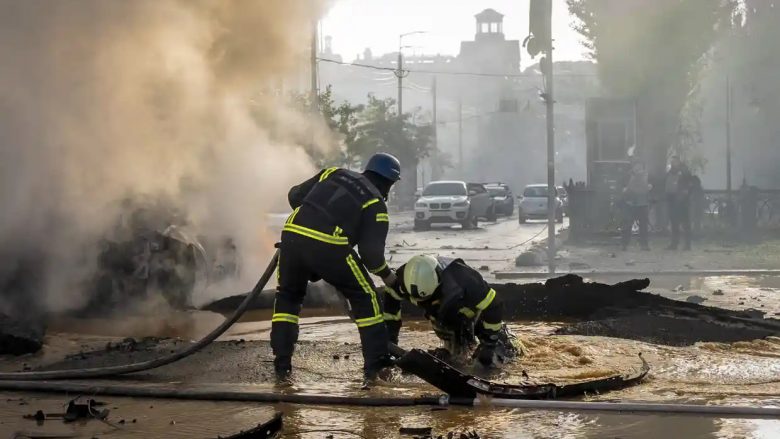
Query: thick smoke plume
0 0 330 314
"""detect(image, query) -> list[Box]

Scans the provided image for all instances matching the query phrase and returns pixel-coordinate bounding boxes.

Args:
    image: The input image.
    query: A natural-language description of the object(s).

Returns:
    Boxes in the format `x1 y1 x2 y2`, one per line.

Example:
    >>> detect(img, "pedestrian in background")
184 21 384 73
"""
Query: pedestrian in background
621 161 651 251
689 174 705 237
665 156 693 250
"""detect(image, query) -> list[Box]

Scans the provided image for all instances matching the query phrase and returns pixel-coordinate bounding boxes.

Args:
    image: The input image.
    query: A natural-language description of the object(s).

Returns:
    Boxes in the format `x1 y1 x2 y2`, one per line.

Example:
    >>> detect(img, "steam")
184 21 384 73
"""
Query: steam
0 0 330 314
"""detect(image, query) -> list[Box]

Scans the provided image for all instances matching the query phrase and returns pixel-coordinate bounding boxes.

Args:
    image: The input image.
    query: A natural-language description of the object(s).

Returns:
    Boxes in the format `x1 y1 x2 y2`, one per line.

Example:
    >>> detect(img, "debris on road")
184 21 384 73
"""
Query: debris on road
23 398 109 424
0 313 45 355
515 250 543 267
400 426 433 436
222 412 283 439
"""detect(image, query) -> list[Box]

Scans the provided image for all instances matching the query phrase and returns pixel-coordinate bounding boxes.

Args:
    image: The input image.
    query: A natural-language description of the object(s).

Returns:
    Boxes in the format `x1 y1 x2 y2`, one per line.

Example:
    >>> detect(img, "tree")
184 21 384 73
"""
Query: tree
709 1 780 187
352 95 434 207
351 95 433 164
567 0 735 176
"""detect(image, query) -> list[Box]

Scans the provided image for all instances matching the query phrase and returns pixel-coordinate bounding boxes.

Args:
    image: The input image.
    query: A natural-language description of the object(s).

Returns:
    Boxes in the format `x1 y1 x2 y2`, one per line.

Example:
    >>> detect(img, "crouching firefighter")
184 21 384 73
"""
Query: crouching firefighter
384 255 523 368
272 153 401 383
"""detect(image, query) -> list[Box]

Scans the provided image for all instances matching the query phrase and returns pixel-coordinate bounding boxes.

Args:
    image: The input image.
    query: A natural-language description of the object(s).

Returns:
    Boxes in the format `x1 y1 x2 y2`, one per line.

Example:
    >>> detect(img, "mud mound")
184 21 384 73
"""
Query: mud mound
493 275 780 345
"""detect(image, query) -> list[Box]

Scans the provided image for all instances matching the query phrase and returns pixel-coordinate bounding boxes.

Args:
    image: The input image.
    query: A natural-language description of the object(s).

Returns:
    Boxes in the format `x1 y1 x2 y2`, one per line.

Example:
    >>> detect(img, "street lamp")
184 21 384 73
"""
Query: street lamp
395 31 426 210
396 31 427 117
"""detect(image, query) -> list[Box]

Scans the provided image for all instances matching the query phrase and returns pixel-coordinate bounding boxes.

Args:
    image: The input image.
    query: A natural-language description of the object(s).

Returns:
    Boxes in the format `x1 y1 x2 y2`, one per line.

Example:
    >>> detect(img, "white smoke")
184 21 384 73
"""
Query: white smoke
0 0 332 314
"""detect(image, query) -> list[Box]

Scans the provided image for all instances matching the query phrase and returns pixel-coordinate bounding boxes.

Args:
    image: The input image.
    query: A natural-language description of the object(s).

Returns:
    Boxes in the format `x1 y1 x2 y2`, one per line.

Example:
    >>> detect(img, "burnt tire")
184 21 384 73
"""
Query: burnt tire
486 206 498 222
414 219 430 231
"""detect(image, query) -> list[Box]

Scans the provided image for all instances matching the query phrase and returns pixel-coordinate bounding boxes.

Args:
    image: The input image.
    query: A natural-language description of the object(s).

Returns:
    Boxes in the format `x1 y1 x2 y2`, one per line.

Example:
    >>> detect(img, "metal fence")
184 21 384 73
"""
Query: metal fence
566 183 780 240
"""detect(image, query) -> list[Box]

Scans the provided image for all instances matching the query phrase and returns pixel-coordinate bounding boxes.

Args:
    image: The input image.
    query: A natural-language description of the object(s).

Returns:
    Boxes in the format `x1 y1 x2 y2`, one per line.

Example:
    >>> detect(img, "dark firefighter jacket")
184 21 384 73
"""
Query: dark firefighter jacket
284 167 392 279
383 257 501 333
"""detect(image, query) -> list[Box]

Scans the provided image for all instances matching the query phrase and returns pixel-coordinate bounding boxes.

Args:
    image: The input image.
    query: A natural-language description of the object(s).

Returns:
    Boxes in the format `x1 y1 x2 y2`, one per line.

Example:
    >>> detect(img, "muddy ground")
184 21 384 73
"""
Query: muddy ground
0 315 778 438
1 216 779 437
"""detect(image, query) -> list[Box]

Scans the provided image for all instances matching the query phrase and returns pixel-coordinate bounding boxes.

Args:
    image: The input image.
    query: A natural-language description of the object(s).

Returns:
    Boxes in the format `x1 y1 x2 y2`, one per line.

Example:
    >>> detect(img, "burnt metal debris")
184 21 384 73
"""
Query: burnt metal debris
221 412 283 439
391 344 649 400
23 398 109 424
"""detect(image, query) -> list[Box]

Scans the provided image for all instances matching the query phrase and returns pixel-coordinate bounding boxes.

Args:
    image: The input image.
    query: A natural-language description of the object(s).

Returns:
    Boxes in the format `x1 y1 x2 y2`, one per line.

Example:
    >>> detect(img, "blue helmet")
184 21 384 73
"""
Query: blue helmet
364 153 401 182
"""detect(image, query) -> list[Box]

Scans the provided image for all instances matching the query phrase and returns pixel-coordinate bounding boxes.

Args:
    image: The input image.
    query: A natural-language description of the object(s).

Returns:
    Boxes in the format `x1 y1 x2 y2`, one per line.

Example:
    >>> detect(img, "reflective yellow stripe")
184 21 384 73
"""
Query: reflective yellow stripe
334 226 343 237
383 311 402 321
346 254 381 318
285 207 301 225
459 307 476 318
272 313 300 324
368 262 388 274
362 198 380 209
319 167 338 182
376 213 389 222
283 224 349 245
476 288 496 310
482 320 503 331
355 315 384 328
384 287 403 301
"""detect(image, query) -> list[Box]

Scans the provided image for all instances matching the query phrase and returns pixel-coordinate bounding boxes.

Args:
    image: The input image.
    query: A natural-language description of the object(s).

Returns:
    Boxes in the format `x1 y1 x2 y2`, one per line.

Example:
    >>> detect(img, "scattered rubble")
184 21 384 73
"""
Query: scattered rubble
515 250 543 267
686 295 708 304
0 313 45 355
23 398 109 424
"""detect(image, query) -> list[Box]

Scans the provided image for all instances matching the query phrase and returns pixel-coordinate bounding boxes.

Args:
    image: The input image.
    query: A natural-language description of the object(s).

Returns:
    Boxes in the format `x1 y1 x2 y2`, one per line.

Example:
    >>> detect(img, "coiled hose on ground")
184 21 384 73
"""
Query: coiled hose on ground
0 250 280 381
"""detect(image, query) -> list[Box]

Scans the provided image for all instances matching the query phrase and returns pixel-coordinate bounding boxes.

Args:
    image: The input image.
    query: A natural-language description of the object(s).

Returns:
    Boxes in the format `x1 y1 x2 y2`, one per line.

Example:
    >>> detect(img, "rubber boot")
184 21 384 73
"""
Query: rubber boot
271 321 298 384
358 323 391 388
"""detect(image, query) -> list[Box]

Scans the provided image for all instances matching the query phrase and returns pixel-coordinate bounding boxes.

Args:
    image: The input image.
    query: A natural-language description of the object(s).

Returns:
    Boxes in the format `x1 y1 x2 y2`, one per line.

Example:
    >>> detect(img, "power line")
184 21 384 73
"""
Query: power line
316 57 596 78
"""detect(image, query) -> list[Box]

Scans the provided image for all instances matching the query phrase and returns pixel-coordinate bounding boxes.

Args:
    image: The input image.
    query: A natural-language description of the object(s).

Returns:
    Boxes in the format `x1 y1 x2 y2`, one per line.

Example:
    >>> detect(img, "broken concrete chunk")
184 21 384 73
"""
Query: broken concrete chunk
515 251 543 267
0 313 45 355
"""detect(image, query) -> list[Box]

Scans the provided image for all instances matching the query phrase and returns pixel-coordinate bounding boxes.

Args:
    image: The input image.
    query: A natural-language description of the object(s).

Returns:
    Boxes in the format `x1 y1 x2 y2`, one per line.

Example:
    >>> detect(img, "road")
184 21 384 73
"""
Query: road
265 210 562 277
385 212 556 276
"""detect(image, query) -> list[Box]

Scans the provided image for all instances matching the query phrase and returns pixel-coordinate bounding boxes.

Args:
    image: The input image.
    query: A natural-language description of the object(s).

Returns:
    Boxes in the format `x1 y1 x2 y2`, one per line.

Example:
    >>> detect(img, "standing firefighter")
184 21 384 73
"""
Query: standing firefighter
272 153 401 383
384 255 521 368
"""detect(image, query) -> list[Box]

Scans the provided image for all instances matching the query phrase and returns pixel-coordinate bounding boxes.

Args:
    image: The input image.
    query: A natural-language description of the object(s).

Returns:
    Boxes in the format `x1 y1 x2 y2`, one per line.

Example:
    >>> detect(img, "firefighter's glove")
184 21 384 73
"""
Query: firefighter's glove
474 342 497 368
382 270 399 291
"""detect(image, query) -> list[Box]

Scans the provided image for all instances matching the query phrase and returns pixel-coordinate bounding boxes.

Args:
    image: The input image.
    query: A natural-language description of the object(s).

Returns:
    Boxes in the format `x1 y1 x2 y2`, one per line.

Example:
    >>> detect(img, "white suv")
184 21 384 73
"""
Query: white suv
414 181 496 230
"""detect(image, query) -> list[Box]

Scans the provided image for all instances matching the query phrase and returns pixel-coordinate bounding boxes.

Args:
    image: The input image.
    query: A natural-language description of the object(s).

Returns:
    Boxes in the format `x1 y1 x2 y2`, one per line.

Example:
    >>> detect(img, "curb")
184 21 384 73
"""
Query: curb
494 269 780 280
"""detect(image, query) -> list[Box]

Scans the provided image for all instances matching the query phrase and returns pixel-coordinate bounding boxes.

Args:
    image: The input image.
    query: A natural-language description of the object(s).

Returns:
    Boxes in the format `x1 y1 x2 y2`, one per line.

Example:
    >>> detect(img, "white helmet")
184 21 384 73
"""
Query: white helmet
403 255 440 300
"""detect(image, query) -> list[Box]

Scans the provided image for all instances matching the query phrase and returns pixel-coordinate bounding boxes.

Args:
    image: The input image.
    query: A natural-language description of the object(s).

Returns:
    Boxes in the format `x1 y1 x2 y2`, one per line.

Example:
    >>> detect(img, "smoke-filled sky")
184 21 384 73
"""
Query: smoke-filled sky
0 0 331 312
322 0 586 66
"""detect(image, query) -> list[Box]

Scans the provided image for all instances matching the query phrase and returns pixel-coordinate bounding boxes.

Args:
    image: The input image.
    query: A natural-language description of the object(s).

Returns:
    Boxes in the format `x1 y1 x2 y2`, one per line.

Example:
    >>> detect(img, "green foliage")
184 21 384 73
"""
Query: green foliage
290 89 433 170
350 94 433 167
567 0 736 173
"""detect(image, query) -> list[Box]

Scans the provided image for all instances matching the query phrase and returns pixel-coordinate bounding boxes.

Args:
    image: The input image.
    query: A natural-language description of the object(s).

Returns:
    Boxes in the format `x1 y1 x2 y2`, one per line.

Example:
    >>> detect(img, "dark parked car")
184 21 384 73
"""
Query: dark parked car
484 183 514 216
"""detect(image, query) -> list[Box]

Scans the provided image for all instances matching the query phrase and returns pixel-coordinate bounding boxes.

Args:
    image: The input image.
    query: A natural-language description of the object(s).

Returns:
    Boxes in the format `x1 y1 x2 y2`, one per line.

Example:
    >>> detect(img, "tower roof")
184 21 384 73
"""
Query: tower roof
475 8 504 22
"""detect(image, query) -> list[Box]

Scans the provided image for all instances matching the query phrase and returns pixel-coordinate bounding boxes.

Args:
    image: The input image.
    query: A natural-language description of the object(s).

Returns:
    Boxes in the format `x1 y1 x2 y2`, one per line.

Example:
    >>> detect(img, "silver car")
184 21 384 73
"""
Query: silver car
518 184 563 223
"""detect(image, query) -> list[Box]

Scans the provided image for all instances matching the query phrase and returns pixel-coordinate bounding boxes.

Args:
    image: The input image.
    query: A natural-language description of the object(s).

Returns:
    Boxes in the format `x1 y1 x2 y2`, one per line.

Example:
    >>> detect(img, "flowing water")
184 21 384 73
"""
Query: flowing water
0 276 778 438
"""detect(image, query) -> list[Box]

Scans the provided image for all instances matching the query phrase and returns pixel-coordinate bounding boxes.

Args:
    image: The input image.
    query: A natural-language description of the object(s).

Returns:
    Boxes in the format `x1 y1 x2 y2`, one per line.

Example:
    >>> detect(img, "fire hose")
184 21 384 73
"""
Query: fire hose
0 247 778 419
0 380 777 419
0 250 280 380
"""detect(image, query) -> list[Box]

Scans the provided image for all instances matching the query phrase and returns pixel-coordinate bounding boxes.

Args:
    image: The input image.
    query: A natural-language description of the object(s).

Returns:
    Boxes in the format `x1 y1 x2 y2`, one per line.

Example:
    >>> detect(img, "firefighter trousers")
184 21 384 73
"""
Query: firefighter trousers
271 232 389 374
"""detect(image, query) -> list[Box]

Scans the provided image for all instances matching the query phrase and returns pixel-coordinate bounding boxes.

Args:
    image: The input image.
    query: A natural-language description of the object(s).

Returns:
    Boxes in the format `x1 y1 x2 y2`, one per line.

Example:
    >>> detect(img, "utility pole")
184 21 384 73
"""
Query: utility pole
531 0 556 274
397 50 404 118
432 76 439 181
458 97 463 174
394 31 423 208
726 76 732 197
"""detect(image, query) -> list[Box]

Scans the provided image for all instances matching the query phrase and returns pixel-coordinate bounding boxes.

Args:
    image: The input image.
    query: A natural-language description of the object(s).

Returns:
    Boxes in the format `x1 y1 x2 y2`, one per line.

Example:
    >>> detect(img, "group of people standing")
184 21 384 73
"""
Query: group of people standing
621 156 704 251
